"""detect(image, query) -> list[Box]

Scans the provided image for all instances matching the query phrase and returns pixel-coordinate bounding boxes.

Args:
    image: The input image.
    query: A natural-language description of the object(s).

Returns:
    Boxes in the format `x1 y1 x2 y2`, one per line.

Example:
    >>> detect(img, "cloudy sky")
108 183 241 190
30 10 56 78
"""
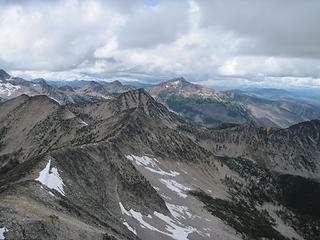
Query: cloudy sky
1 0 320 89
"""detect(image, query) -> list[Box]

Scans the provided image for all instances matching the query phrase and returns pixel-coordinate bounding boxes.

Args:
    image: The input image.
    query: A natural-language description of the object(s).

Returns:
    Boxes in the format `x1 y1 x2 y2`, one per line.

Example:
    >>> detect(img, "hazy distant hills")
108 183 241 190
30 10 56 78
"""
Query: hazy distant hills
32 78 153 88
1 69 320 128
236 88 320 107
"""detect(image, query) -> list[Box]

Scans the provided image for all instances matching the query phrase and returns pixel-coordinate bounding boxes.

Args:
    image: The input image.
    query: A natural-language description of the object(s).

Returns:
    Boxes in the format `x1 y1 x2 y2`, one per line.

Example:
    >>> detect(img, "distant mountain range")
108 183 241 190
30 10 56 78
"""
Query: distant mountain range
1 69 320 128
235 87 320 107
146 77 320 128
0 70 137 104
32 78 154 88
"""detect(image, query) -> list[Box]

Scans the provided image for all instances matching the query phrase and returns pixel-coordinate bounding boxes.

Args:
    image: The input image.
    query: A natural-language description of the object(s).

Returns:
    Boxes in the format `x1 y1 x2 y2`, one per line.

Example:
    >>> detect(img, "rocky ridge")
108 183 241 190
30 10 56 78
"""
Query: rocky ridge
0 88 320 239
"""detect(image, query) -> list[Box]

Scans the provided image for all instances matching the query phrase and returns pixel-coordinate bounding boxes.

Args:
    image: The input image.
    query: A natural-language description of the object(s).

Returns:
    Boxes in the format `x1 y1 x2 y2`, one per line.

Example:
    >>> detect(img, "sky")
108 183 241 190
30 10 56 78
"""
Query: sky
1 0 320 89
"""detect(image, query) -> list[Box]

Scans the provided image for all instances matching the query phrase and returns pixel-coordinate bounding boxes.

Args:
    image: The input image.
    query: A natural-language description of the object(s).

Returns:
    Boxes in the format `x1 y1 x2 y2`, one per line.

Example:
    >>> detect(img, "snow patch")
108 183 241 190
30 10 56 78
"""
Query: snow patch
119 202 159 231
0 227 8 239
0 82 20 96
36 160 65 196
48 96 61 104
126 155 180 177
160 179 191 198
153 186 160 191
48 191 55 197
167 203 193 220
123 221 136 235
126 155 159 167
145 167 179 177
181 169 188 174
154 211 196 240
79 119 88 126
172 80 180 85
161 194 172 200
119 202 196 240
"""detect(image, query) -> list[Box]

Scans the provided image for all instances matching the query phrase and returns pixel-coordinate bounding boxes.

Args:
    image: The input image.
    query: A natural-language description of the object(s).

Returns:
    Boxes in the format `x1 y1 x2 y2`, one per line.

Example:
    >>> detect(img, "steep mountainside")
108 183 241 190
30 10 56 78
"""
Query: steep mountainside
0 94 87 172
181 120 320 178
147 78 320 128
1 89 319 240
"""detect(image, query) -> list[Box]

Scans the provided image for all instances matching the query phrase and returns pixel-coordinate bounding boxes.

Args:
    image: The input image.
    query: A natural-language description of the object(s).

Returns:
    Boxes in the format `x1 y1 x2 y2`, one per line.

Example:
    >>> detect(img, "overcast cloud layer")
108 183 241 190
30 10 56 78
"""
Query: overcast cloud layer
1 0 320 89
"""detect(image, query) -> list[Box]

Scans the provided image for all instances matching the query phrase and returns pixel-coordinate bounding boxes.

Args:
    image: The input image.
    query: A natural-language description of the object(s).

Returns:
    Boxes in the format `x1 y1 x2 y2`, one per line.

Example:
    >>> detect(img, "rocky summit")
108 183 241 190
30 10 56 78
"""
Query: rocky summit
0 88 319 240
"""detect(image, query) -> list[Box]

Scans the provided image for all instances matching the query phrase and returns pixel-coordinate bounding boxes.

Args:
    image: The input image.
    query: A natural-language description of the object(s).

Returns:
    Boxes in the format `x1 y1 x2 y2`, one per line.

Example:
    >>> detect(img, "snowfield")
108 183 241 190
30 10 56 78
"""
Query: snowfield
0 82 20 96
0 227 8 239
126 155 179 177
36 159 65 196
119 202 197 240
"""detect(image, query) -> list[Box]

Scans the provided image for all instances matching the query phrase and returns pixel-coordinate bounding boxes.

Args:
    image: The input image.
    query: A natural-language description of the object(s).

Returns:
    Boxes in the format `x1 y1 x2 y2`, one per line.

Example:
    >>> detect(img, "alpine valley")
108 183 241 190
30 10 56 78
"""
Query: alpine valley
1 69 320 240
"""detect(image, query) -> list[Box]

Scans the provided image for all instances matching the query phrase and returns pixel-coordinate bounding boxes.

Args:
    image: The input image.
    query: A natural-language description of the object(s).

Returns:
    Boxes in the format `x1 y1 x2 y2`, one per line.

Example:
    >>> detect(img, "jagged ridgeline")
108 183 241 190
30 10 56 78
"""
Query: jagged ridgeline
0 88 320 240
2 69 320 129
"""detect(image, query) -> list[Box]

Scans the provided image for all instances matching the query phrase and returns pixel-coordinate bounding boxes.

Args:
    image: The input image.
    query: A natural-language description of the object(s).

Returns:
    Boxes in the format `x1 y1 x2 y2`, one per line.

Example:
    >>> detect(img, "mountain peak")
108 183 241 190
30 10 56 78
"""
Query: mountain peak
115 88 162 112
0 69 10 80
147 77 222 100
38 79 47 84
118 88 151 101
112 88 179 125
102 80 136 93
33 78 46 83
165 77 189 86
88 81 102 86
58 85 74 92
110 80 122 86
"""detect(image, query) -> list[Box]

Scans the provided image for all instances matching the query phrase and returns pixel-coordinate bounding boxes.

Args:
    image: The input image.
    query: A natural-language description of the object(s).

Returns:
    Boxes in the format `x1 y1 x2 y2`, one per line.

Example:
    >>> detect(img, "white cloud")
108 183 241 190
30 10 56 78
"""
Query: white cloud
0 0 124 70
2 0 320 89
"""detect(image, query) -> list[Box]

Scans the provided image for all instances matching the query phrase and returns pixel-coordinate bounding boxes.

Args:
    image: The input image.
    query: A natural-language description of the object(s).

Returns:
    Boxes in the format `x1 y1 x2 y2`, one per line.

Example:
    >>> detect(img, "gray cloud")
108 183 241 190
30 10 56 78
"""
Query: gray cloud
117 0 190 48
199 0 320 58
1 0 320 89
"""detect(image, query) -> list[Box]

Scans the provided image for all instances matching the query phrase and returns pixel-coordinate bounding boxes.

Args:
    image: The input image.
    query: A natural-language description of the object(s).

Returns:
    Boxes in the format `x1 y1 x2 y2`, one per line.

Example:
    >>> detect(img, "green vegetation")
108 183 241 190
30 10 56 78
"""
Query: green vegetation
165 94 249 123
72 95 108 105
209 123 239 130
189 190 287 240
278 174 320 218
109 92 121 97
0 127 8 150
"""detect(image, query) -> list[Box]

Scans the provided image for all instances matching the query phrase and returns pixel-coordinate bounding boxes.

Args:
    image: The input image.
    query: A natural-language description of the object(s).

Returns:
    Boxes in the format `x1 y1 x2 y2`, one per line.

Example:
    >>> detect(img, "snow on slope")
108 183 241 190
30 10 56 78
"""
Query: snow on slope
125 154 242 240
119 202 197 240
0 82 20 96
160 179 191 198
35 159 65 196
126 155 179 177
0 227 8 239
